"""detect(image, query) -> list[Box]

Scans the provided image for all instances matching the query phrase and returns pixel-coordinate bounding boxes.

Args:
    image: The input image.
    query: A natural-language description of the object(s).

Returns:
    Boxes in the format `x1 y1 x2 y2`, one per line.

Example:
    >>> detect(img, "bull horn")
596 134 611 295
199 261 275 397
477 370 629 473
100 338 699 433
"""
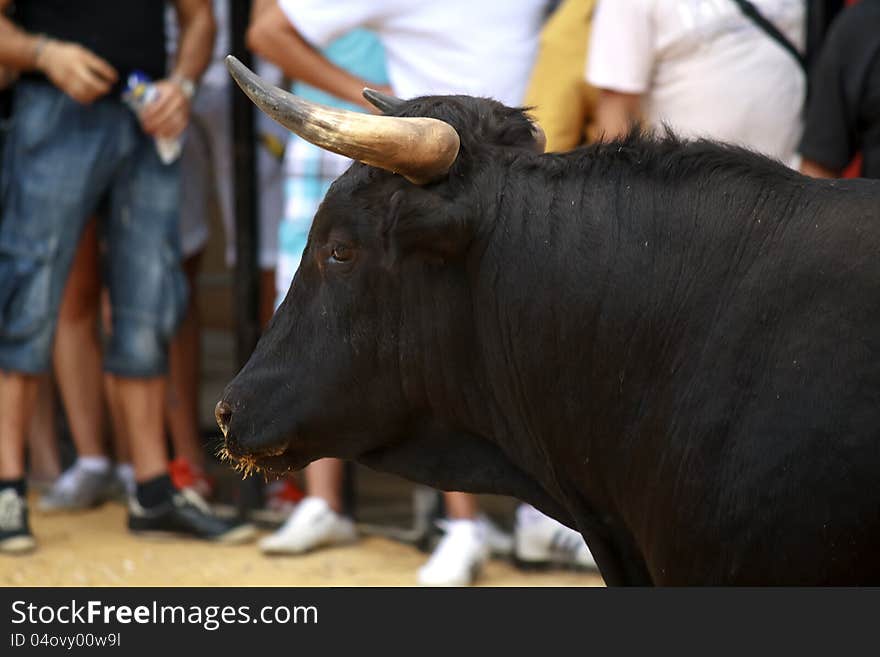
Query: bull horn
362 88 405 114
226 56 460 185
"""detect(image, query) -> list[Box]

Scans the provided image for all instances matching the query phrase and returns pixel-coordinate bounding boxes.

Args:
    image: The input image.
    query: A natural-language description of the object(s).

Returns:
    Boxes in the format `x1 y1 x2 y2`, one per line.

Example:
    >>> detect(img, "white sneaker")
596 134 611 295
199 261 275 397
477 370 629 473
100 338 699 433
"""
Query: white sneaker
418 519 489 586
514 504 597 570
38 462 119 512
259 496 357 555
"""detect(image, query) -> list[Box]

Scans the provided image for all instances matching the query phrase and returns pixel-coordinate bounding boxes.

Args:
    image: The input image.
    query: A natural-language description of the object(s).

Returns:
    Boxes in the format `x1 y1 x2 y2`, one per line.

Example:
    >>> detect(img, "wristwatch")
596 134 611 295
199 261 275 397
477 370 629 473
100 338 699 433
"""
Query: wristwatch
171 74 197 101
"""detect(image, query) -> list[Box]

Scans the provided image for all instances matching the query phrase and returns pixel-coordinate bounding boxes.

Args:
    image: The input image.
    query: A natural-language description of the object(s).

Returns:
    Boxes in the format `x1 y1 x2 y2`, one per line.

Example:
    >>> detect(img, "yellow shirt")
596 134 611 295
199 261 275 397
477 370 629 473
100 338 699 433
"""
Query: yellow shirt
524 0 599 152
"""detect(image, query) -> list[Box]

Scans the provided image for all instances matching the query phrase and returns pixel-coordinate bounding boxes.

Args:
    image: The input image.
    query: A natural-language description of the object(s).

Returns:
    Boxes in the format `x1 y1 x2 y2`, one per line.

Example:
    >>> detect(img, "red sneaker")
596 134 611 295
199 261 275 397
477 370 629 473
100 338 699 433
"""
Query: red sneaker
264 478 305 514
169 458 215 500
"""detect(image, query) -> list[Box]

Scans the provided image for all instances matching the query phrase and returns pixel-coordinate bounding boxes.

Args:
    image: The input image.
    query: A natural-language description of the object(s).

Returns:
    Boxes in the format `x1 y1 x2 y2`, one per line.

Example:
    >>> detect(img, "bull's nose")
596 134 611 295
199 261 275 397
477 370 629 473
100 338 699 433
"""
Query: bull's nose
215 400 233 436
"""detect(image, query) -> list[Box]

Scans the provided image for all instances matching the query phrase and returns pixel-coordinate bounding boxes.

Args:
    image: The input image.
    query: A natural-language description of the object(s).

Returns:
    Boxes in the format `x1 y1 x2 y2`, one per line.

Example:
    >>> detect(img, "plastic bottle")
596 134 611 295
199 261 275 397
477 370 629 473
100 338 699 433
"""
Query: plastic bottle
122 71 182 164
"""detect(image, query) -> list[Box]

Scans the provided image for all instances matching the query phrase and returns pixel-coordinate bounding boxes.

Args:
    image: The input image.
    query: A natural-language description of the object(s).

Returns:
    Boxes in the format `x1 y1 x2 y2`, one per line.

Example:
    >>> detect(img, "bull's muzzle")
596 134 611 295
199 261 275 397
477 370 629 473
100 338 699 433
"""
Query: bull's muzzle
214 396 292 478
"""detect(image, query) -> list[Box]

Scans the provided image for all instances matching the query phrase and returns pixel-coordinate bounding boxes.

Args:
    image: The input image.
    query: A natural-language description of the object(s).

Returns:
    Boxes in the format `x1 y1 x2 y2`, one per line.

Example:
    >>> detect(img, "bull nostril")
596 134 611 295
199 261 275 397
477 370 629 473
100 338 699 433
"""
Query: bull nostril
215 400 233 434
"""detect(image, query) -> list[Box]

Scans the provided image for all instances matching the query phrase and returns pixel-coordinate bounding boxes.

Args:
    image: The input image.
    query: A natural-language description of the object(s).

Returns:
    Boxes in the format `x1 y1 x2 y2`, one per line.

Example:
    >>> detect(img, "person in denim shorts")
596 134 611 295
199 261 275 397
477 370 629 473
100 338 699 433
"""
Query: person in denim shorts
0 0 254 553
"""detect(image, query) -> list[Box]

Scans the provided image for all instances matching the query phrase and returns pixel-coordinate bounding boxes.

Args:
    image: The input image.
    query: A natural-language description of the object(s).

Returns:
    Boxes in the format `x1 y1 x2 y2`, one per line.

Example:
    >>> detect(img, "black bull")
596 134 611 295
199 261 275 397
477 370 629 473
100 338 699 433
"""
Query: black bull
218 77 880 585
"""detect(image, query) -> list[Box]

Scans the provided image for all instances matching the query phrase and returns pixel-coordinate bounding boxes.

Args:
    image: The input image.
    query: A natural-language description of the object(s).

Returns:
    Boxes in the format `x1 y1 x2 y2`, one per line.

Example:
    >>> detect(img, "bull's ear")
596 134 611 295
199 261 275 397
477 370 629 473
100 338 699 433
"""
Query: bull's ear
382 189 473 267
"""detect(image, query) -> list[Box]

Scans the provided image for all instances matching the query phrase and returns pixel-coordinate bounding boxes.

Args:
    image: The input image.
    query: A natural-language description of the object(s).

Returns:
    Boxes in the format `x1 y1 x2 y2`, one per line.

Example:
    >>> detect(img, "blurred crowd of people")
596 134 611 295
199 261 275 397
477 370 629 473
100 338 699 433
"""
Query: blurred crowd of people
0 0 877 586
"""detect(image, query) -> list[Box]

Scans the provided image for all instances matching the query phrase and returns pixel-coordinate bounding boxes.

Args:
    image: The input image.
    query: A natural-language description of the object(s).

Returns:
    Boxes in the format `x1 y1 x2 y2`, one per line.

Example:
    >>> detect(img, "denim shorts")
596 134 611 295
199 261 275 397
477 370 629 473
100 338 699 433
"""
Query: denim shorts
0 81 187 377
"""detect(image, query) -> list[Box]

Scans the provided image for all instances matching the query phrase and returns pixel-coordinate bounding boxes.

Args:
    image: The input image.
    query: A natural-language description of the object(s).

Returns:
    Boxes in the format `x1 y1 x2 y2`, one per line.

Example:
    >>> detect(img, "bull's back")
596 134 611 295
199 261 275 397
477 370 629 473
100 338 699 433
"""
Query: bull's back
484 160 880 583
653 177 880 584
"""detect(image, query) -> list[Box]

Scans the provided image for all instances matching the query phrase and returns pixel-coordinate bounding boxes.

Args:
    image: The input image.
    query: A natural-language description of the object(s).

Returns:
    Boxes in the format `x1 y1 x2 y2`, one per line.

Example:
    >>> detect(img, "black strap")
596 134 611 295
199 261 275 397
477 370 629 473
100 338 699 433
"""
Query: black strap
730 0 807 74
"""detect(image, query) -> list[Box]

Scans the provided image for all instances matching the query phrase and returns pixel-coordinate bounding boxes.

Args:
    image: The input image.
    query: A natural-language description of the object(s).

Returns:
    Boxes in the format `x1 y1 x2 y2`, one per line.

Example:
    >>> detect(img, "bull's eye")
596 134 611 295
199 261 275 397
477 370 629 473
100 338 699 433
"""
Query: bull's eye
330 244 354 263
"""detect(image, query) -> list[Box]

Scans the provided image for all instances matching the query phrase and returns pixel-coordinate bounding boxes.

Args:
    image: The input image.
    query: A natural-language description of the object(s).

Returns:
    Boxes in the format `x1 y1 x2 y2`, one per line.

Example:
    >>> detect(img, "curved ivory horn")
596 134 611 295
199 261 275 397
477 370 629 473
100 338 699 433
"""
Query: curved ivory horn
362 88 406 114
226 56 459 185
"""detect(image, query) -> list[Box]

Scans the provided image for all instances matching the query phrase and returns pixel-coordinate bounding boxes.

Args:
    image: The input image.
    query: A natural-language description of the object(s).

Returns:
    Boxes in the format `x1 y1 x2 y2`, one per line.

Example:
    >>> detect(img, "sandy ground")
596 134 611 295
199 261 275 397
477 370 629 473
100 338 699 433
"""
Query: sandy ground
1 502 604 587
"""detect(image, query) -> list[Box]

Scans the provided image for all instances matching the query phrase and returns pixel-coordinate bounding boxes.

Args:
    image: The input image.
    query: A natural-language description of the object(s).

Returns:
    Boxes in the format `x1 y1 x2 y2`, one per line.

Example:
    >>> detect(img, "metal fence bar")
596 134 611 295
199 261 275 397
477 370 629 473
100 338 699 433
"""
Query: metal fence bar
229 0 264 514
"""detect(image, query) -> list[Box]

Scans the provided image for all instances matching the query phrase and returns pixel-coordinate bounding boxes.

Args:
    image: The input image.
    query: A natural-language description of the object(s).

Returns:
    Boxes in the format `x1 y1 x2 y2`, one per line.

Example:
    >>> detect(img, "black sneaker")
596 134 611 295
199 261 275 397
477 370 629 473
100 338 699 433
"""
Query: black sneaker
128 488 256 544
0 489 37 554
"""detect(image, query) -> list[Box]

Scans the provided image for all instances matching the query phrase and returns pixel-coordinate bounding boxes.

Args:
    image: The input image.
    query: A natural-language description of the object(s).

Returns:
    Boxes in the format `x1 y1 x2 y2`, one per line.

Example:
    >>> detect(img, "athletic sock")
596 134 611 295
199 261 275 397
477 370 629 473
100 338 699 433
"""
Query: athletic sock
0 478 26 497
115 463 136 497
444 517 486 542
53 456 111 495
135 474 176 510
77 456 111 473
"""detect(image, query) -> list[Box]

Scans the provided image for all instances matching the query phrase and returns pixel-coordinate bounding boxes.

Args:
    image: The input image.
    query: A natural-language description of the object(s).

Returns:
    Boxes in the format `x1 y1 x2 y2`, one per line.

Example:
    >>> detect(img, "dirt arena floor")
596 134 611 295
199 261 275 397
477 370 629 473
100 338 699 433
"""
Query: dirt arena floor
1 498 603 587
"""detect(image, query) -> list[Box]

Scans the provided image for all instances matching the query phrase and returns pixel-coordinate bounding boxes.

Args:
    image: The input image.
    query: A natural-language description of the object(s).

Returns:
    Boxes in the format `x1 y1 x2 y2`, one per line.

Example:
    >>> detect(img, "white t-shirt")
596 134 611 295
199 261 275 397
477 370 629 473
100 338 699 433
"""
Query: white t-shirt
278 0 548 106
587 0 806 164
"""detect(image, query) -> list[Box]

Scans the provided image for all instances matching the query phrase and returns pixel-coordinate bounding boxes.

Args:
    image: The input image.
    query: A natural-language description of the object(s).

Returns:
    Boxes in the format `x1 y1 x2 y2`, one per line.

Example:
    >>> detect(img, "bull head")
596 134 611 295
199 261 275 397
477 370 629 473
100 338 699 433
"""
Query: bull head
218 58 549 480
225 56 460 185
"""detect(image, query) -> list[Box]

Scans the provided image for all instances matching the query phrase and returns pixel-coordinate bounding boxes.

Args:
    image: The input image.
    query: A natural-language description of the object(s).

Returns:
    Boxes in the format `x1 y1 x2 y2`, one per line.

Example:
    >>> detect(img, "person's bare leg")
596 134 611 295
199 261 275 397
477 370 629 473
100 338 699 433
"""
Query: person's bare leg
27 376 61 484
101 289 130 465
165 253 205 468
112 376 168 482
104 375 130 462
305 458 345 513
53 219 105 458
444 491 479 520
103 373 135 497
0 373 39 480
